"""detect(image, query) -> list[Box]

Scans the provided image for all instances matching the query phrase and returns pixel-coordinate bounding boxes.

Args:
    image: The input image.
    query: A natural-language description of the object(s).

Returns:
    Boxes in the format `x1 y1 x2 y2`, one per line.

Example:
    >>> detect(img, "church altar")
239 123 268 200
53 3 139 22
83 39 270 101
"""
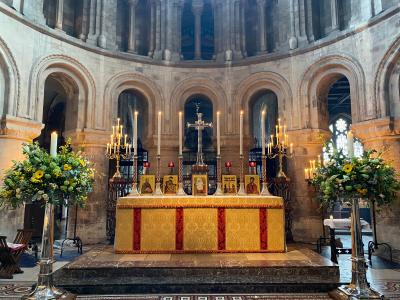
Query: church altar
114 195 285 253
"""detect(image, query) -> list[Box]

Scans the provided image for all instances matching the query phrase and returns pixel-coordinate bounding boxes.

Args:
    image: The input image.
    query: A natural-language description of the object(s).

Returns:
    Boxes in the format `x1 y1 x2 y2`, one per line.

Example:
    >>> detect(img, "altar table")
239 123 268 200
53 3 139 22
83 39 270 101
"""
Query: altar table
114 195 285 253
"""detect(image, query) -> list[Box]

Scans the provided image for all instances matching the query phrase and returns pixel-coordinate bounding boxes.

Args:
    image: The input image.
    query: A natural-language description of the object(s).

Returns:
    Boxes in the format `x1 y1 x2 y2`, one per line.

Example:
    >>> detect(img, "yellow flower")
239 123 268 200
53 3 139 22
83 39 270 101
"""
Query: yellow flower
343 164 353 173
64 164 72 171
79 159 86 167
34 170 44 179
357 188 368 196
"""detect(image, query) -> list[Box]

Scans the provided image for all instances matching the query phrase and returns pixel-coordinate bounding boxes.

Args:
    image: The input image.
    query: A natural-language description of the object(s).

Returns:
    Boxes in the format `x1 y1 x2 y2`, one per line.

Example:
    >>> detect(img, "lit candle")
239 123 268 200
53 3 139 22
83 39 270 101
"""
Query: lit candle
157 111 161 156
50 132 58 158
240 110 244 155
217 111 221 156
330 214 334 220
290 143 293 154
179 111 183 155
106 143 109 154
261 110 266 155
304 168 309 180
347 130 354 157
317 154 321 166
124 134 127 147
117 118 120 127
134 111 138 156
112 126 115 136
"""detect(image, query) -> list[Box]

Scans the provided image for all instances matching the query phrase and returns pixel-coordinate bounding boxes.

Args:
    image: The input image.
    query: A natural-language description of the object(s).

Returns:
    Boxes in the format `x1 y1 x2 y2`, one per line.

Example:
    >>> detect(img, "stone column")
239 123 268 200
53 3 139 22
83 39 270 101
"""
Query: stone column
192 0 204 60
330 0 339 31
148 0 156 57
55 0 64 30
0 116 43 243
256 0 267 53
350 0 373 26
352 118 400 260
97 0 107 48
21 0 47 25
163 0 183 62
305 0 314 42
287 129 331 242
86 0 100 45
153 0 162 59
65 129 109 244
127 0 139 53
372 0 383 16
240 0 247 57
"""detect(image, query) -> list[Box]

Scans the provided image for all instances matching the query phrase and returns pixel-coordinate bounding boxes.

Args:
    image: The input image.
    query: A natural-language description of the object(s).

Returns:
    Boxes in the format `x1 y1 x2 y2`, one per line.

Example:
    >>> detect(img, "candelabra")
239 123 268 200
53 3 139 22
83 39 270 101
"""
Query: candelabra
215 155 223 195
105 119 133 179
267 119 294 178
177 154 186 195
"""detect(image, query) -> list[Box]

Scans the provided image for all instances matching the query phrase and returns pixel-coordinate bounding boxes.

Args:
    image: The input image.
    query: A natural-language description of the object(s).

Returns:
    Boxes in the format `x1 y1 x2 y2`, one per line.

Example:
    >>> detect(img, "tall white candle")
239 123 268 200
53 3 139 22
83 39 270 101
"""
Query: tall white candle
217 111 221 156
261 110 266 155
347 130 354 157
239 110 244 155
157 111 161 156
179 111 183 155
134 111 138 156
50 132 58 158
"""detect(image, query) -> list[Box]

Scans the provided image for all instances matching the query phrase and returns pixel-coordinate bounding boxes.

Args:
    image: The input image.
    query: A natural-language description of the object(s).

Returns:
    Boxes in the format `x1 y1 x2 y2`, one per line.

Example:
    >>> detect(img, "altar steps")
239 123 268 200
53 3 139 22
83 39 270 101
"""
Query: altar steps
53 246 341 295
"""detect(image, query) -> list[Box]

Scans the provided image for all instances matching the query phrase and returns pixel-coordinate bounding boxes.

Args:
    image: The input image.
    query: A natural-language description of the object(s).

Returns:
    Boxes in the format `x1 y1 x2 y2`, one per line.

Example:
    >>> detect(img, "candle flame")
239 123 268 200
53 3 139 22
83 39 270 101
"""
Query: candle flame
179 111 182 116
135 111 139 115
217 111 220 115
158 111 162 116
240 110 244 115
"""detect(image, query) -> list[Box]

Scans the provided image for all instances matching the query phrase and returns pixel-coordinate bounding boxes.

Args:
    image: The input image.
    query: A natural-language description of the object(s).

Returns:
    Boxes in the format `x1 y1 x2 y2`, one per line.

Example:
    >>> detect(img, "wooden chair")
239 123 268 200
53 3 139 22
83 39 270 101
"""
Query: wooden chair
0 229 33 279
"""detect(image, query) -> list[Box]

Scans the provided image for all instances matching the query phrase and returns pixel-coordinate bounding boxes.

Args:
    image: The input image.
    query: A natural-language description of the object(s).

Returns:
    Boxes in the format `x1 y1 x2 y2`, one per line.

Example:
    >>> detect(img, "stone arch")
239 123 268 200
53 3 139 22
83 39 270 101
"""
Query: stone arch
28 54 96 129
0 36 20 117
375 37 400 118
234 72 294 136
104 71 163 141
170 76 229 134
299 54 367 129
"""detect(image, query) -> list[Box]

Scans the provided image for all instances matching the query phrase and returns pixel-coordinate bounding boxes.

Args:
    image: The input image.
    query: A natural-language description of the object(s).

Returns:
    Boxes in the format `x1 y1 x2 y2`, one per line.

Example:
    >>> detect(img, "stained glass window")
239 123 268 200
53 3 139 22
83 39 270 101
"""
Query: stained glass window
323 117 363 160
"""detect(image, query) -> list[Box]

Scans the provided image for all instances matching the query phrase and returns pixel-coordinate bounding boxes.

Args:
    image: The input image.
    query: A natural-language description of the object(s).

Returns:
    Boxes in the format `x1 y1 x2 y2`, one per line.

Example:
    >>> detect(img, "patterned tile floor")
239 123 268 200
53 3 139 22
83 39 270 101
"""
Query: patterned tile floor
1 235 400 299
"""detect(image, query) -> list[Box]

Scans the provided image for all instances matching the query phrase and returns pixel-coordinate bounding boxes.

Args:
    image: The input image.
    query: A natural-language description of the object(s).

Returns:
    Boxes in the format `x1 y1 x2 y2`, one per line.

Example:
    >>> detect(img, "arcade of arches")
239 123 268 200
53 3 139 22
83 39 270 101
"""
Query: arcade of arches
0 1 399 261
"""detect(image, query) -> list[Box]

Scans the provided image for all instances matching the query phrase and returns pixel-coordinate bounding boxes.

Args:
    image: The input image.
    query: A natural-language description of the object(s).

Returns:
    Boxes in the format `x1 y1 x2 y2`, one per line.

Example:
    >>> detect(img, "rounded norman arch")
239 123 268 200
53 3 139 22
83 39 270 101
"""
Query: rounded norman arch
299 54 367 129
104 71 163 140
170 76 228 135
374 36 400 118
28 54 96 129
234 71 294 136
0 36 20 117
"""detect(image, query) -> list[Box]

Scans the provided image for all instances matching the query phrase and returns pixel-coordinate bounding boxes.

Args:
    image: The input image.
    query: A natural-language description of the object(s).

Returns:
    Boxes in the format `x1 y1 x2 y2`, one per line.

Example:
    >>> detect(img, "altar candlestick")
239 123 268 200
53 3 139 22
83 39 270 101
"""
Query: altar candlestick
290 143 293 154
304 168 310 180
179 111 183 155
106 143 109 154
134 111 138 156
217 111 221 156
117 118 120 127
240 110 244 155
157 111 161 156
50 132 58 158
261 110 266 155
347 130 354 157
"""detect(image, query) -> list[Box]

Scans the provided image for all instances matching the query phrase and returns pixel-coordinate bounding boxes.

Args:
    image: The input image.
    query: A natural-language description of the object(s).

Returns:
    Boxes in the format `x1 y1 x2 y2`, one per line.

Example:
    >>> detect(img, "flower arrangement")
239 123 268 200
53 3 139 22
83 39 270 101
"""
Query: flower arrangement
0 141 95 208
311 149 400 208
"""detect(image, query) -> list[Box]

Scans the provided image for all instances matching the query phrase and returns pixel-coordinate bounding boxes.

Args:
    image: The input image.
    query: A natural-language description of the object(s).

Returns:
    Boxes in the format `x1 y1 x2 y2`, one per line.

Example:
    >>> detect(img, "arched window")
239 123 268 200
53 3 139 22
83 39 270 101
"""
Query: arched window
323 77 363 160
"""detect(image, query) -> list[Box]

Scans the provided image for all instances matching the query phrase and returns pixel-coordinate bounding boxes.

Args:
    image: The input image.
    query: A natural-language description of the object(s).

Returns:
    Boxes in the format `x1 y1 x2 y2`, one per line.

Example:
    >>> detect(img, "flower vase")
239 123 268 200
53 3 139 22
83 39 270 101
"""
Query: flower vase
22 202 75 300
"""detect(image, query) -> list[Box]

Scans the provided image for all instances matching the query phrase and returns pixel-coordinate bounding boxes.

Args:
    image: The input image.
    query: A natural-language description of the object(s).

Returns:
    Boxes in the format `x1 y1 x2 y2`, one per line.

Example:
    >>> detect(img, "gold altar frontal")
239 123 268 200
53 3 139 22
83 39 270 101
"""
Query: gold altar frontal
114 195 285 253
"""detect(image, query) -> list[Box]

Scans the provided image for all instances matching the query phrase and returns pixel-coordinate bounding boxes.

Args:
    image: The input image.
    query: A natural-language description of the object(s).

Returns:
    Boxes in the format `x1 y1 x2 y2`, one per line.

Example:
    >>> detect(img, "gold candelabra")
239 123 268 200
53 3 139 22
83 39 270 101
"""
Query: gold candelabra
267 119 294 178
106 118 133 178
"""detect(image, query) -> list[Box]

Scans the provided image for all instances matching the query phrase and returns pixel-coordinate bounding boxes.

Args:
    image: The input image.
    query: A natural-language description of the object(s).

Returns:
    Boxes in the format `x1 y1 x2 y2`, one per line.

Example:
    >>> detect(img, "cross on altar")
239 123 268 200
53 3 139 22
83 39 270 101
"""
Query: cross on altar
187 112 213 166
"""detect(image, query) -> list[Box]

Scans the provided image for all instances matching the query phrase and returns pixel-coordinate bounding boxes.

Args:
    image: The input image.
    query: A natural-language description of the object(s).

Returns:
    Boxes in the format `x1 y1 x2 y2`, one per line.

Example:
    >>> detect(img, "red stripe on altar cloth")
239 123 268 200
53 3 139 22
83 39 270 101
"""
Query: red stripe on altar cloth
133 209 141 250
176 208 184 250
259 208 268 250
218 208 226 250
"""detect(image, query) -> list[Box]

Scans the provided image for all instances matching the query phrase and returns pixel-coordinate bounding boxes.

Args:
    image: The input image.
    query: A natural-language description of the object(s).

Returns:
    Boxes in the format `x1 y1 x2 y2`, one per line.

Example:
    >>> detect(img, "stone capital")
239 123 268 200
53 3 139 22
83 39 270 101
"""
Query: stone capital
0 115 43 141
352 117 400 142
192 0 204 14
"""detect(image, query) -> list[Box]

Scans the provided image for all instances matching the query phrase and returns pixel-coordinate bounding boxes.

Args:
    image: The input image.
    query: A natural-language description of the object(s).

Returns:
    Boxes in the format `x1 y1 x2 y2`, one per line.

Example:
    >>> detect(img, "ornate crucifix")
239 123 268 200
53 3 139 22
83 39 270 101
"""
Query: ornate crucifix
187 110 213 166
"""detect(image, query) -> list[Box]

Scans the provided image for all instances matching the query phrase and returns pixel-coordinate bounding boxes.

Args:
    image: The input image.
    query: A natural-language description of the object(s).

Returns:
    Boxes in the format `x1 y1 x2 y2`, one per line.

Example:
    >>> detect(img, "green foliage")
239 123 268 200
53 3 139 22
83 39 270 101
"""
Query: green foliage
0 141 95 208
311 149 400 208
